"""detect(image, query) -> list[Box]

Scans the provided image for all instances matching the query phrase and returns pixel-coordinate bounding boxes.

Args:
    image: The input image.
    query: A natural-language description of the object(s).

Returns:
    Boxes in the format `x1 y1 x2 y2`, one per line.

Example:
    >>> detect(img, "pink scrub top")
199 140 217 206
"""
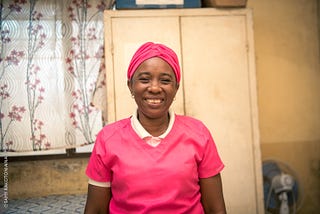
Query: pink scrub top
86 114 224 214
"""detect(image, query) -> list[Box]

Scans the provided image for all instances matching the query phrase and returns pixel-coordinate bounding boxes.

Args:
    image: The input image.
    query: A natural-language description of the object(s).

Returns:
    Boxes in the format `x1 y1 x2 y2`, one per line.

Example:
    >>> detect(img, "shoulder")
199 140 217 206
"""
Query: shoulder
97 117 132 141
175 114 207 129
174 114 212 136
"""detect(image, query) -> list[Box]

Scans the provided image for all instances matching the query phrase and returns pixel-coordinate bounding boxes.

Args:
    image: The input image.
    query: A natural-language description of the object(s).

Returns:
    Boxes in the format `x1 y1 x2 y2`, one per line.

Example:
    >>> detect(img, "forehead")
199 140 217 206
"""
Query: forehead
135 57 174 74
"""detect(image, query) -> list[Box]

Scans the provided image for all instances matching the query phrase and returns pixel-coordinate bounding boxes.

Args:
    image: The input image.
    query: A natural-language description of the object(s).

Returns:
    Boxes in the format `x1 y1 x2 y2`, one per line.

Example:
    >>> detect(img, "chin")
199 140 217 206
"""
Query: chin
139 109 168 119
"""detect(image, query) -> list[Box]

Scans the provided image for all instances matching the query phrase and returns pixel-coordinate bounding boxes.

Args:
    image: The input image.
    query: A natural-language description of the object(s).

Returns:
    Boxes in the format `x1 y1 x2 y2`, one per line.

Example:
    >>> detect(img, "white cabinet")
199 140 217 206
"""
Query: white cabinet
104 8 263 214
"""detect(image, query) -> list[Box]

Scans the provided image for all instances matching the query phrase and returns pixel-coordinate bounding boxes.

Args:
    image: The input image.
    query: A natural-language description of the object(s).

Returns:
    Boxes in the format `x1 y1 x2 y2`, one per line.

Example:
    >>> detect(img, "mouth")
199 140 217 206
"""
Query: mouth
145 98 163 105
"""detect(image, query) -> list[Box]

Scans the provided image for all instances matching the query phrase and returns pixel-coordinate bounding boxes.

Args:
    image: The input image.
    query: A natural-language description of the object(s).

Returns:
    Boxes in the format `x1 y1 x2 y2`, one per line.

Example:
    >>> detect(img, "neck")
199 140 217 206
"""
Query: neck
138 112 170 137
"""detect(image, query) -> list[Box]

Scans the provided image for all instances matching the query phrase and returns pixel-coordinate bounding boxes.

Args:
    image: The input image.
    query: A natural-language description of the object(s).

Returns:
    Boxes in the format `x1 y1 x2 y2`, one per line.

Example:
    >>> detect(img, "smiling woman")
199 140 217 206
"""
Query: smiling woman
128 57 179 134
84 42 226 214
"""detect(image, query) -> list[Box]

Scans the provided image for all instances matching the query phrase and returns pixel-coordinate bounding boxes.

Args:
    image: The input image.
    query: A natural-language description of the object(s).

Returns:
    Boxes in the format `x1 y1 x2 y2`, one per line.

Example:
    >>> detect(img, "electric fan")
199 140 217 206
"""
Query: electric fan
262 159 301 214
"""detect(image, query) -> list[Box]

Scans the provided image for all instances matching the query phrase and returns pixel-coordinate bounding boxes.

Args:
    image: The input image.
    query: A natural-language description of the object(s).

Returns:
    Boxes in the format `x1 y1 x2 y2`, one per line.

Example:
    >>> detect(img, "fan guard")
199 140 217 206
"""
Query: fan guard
262 159 302 214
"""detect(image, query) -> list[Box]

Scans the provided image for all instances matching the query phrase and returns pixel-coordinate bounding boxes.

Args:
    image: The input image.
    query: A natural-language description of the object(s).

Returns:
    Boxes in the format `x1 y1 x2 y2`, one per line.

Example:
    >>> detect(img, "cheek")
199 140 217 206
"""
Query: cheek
129 82 143 95
168 88 178 99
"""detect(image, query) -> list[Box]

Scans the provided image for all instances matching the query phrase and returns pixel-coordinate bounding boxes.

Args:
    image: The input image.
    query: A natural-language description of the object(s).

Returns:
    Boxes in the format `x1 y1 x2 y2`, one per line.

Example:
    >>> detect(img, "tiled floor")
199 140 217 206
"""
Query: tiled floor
1 194 87 214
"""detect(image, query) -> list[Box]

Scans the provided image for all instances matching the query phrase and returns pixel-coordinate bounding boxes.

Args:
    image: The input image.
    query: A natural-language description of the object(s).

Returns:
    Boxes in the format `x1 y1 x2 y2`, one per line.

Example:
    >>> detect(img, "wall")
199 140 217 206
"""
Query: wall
247 0 320 213
4 157 89 199
3 0 320 213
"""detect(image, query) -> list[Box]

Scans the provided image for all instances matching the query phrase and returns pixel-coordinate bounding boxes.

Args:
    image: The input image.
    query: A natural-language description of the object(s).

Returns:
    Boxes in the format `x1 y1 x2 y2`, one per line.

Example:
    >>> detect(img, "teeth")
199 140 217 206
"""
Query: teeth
146 99 161 104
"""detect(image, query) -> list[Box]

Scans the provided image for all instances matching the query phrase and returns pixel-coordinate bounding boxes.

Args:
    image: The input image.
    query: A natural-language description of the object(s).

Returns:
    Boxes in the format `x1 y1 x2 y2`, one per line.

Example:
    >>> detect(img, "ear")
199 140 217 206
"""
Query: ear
127 79 133 95
176 83 180 90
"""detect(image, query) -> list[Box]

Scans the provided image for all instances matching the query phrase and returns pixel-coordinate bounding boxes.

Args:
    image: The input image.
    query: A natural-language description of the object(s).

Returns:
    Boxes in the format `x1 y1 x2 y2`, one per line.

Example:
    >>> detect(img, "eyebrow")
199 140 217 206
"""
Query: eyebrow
160 73 174 79
136 71 151 76
136 71 174 78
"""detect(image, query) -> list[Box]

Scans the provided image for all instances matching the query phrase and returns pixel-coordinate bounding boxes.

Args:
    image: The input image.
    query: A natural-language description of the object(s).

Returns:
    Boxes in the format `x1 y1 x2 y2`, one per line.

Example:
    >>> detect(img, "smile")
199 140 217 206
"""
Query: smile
145 98 163 104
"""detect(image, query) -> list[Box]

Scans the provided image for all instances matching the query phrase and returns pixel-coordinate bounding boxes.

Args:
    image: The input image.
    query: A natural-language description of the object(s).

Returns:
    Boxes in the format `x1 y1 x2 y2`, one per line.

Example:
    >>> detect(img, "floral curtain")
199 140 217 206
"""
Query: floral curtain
0 0 112 153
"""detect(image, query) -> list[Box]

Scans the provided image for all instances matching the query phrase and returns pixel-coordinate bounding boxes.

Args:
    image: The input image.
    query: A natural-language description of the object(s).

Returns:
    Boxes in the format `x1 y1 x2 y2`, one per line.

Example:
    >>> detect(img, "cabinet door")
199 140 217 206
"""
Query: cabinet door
104 14 185 121
181 15 261 213
104 9 263 214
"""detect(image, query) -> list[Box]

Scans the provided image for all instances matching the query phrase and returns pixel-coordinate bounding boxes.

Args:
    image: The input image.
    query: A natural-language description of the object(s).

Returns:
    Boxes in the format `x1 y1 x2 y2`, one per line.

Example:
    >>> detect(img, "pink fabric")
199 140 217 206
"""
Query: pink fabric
127 42 181 83
86 115 224 214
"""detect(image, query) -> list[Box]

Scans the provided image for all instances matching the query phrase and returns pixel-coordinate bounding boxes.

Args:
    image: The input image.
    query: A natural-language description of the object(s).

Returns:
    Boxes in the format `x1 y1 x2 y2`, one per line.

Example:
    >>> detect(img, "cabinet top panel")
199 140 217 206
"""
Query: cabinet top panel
104 8 252 19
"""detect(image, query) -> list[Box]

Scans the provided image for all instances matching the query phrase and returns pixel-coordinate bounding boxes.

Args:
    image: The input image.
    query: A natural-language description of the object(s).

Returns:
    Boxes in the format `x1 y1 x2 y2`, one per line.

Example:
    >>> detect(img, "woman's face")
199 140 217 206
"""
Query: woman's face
127 57 179 120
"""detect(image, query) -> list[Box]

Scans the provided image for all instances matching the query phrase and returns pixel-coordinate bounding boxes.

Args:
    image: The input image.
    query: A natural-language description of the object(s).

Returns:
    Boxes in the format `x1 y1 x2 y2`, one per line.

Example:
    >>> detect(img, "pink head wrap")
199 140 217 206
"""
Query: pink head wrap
127 42 181 83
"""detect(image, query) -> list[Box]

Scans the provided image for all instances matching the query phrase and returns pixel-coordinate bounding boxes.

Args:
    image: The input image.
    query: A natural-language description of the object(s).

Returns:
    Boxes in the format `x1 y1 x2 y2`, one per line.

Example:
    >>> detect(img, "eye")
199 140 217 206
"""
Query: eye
138 77 150 83
160 78 173 84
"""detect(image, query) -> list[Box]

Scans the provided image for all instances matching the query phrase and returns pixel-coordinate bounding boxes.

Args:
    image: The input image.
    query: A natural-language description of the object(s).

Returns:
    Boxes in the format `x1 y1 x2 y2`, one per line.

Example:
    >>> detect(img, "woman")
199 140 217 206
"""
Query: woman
84 42 226 214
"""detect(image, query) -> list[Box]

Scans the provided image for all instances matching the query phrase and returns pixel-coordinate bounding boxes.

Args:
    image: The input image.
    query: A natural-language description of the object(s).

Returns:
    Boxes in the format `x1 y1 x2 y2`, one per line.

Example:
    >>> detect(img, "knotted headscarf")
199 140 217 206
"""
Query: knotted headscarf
127 42 181 83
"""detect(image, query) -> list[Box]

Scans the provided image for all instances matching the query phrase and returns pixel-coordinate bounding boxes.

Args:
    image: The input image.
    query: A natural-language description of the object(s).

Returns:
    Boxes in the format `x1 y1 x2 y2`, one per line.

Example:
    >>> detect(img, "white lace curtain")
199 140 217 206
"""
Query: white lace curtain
0 0 112 153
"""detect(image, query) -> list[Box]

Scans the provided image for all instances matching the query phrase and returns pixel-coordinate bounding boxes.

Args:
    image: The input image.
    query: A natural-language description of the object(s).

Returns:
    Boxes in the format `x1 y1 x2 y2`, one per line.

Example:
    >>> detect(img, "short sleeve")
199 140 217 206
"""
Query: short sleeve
198 125 224 178
85 130 112 183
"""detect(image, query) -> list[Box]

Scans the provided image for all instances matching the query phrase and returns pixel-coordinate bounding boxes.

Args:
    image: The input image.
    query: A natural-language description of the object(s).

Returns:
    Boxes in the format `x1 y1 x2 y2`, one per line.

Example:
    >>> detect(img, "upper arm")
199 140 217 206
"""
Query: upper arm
200 173 226 214
84 184 111 214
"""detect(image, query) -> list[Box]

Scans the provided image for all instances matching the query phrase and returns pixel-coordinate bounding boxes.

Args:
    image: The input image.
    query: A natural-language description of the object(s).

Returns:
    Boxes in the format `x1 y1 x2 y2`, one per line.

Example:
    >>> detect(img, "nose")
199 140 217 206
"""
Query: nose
148 80 162 93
